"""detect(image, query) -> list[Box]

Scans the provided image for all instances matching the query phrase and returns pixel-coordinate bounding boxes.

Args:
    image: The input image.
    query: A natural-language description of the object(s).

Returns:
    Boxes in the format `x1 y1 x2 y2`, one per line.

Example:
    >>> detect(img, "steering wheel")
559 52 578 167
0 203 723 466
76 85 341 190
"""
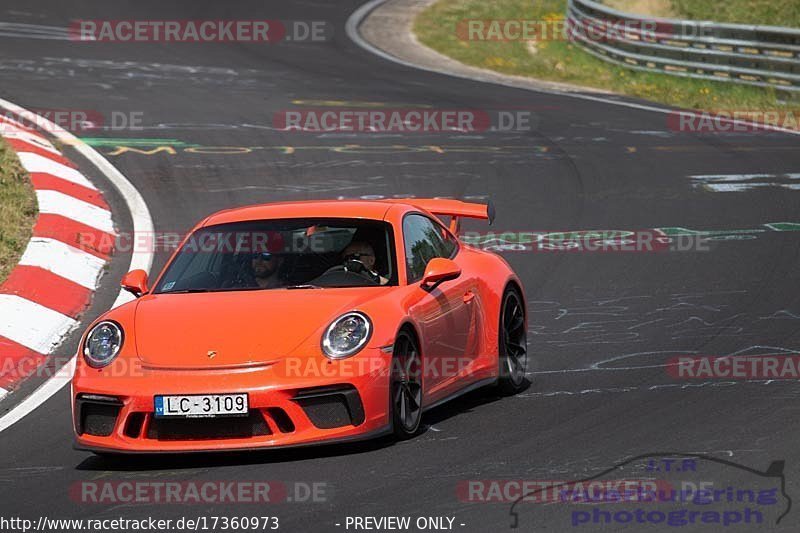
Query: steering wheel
344 258 369 273
317 262 380 285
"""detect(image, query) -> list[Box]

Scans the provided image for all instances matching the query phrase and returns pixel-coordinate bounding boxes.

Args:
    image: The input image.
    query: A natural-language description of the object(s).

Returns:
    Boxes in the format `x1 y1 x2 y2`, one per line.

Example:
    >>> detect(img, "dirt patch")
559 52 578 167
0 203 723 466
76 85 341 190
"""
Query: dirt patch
604 0 677 18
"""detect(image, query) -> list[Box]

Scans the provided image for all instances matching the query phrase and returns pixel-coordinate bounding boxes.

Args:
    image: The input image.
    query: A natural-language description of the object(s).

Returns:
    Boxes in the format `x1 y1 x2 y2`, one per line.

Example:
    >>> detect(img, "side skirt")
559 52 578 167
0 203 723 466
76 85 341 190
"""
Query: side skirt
422 377 498 413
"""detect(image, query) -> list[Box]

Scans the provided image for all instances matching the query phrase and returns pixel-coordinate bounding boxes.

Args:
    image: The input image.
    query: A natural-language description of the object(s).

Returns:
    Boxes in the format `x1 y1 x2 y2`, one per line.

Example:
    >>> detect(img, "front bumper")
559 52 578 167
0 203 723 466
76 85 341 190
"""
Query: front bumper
72 351 391 453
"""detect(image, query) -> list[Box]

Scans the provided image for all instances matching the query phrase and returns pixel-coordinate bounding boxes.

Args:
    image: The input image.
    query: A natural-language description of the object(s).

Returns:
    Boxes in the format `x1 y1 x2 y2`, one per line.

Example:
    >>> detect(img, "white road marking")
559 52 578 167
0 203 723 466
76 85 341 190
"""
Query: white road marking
16 152 97 189
691 173 800 192
519 379 800 398
36 189 115 234
0 295 77 353
0 359 76 434
0 97 153 434
0 22 75 41
0 387 7 401
0 115 28 128
19 238 106 290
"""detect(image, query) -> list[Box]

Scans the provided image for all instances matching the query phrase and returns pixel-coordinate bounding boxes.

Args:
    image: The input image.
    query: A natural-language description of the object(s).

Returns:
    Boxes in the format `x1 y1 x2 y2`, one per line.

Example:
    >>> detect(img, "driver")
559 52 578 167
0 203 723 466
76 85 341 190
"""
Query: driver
341 241 388 285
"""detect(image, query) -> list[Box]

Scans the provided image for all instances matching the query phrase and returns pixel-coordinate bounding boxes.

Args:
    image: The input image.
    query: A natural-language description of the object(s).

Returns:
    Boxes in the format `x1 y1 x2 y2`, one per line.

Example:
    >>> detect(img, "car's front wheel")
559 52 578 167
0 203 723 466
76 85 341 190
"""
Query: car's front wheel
497 287 528 395
390 330 423 439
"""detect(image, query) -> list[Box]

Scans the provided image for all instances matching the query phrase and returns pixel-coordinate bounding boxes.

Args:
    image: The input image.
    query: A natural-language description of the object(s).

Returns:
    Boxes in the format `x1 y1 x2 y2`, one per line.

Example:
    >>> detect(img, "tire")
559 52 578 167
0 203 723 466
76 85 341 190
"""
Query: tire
390 329 423 440
497 287 528 395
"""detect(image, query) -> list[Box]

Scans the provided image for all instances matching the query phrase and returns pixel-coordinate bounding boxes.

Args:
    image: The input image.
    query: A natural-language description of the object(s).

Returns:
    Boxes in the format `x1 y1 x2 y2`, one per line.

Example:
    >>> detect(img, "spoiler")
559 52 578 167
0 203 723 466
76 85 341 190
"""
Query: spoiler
394 199 495 233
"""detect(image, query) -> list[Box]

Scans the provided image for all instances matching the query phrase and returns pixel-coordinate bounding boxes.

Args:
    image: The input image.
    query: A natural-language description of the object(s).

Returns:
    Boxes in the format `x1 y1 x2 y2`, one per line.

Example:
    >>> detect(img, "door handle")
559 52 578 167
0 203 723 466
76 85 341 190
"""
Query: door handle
463 291 475 304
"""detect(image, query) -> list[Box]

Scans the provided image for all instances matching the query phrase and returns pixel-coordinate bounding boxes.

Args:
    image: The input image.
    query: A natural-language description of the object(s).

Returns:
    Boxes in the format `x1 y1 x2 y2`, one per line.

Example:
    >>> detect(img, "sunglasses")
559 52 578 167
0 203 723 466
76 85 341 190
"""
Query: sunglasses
252 252 278 261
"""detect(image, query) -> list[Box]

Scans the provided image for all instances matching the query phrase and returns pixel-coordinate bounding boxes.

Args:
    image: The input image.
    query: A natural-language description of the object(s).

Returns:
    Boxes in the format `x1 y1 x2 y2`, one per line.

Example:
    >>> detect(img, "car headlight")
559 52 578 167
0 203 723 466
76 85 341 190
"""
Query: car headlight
83 321 124 368
321 312 372 359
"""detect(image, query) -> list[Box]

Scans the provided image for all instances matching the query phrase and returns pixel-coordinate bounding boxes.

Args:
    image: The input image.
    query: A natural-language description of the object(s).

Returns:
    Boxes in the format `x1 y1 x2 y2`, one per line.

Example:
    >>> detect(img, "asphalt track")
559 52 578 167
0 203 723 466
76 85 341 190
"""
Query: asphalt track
0 0 799 531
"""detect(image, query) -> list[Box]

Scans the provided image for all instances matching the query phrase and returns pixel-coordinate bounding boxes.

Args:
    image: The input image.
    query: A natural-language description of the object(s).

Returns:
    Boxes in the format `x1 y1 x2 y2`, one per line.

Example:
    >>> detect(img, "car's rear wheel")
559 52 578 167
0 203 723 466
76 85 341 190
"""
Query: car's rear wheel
497 288 528 395
390 330 423 439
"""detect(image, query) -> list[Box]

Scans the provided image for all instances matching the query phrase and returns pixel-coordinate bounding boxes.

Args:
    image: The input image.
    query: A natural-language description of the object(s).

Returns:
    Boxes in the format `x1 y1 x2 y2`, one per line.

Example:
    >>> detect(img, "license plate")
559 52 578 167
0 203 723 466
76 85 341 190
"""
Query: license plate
154 393 248 418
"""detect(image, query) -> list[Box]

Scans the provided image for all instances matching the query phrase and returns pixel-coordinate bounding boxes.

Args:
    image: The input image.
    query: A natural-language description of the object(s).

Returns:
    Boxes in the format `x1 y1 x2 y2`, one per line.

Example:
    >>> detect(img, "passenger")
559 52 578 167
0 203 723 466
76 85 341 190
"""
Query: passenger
250 251 285 289
226 231 286 289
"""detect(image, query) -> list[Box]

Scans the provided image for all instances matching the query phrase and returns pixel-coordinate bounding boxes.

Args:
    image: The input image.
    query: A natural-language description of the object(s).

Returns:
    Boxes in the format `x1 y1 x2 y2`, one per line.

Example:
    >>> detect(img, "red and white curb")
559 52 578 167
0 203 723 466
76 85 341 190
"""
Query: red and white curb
0 115 117 397
0 99 152 434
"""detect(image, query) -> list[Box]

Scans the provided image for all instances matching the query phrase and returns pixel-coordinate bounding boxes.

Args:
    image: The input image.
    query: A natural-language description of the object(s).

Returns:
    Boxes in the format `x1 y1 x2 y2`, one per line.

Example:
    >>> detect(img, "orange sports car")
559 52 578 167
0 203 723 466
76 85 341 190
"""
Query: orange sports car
71 199 528 454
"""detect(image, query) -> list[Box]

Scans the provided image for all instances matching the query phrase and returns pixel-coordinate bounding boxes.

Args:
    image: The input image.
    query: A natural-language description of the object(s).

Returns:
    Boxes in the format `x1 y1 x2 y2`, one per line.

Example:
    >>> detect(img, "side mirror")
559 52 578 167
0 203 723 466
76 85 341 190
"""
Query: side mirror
421 258 461 291
121 269 149 297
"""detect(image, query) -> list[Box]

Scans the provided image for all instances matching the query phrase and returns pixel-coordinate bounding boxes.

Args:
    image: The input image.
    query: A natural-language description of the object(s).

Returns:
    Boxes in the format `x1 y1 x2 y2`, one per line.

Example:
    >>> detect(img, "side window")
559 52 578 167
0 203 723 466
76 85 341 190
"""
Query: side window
403 214 457 283
440 226 458 258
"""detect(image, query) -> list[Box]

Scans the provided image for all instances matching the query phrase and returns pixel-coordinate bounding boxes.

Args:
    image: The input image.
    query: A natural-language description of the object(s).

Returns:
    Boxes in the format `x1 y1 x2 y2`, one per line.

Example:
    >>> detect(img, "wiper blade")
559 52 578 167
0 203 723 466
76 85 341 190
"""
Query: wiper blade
164 288 213 294
286 284 322 290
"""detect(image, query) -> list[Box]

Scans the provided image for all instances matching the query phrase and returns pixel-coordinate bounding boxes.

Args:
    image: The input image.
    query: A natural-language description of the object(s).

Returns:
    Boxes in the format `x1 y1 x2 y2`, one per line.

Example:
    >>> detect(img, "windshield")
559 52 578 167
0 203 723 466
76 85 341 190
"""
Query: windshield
154 218 397 293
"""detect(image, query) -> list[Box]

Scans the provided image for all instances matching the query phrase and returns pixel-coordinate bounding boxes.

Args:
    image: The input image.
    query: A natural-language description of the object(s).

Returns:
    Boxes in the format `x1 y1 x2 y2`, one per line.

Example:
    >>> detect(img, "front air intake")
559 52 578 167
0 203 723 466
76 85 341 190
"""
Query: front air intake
146 410 271 440
292 385 365 429
75 394 123 437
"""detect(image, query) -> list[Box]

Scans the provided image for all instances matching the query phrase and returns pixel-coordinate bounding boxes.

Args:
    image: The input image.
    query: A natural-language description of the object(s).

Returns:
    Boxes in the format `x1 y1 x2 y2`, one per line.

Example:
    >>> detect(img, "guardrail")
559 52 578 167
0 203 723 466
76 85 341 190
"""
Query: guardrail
566 0 800 92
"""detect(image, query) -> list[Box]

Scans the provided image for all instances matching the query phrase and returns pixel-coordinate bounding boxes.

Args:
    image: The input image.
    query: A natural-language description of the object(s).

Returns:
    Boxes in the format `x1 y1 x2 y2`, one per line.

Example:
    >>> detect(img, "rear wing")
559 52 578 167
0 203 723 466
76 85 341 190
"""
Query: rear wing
397 199 495 234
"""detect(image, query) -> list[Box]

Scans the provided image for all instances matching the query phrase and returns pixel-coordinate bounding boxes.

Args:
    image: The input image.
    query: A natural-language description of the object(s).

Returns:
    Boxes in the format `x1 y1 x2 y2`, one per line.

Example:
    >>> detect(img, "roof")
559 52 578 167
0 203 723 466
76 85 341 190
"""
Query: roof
202 200 398 227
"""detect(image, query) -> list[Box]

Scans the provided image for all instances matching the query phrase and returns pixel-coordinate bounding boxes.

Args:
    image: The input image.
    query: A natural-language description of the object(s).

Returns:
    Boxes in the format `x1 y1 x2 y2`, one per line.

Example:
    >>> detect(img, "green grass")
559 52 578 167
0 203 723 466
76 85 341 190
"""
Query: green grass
607 0 800 27
672 0 800 27
414 0 800 120
0 138 36 284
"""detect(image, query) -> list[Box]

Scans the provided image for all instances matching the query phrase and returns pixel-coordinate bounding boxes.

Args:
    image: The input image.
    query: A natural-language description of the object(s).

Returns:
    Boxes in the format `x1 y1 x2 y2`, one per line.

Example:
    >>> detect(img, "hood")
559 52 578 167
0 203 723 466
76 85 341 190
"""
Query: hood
133 288 386 369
